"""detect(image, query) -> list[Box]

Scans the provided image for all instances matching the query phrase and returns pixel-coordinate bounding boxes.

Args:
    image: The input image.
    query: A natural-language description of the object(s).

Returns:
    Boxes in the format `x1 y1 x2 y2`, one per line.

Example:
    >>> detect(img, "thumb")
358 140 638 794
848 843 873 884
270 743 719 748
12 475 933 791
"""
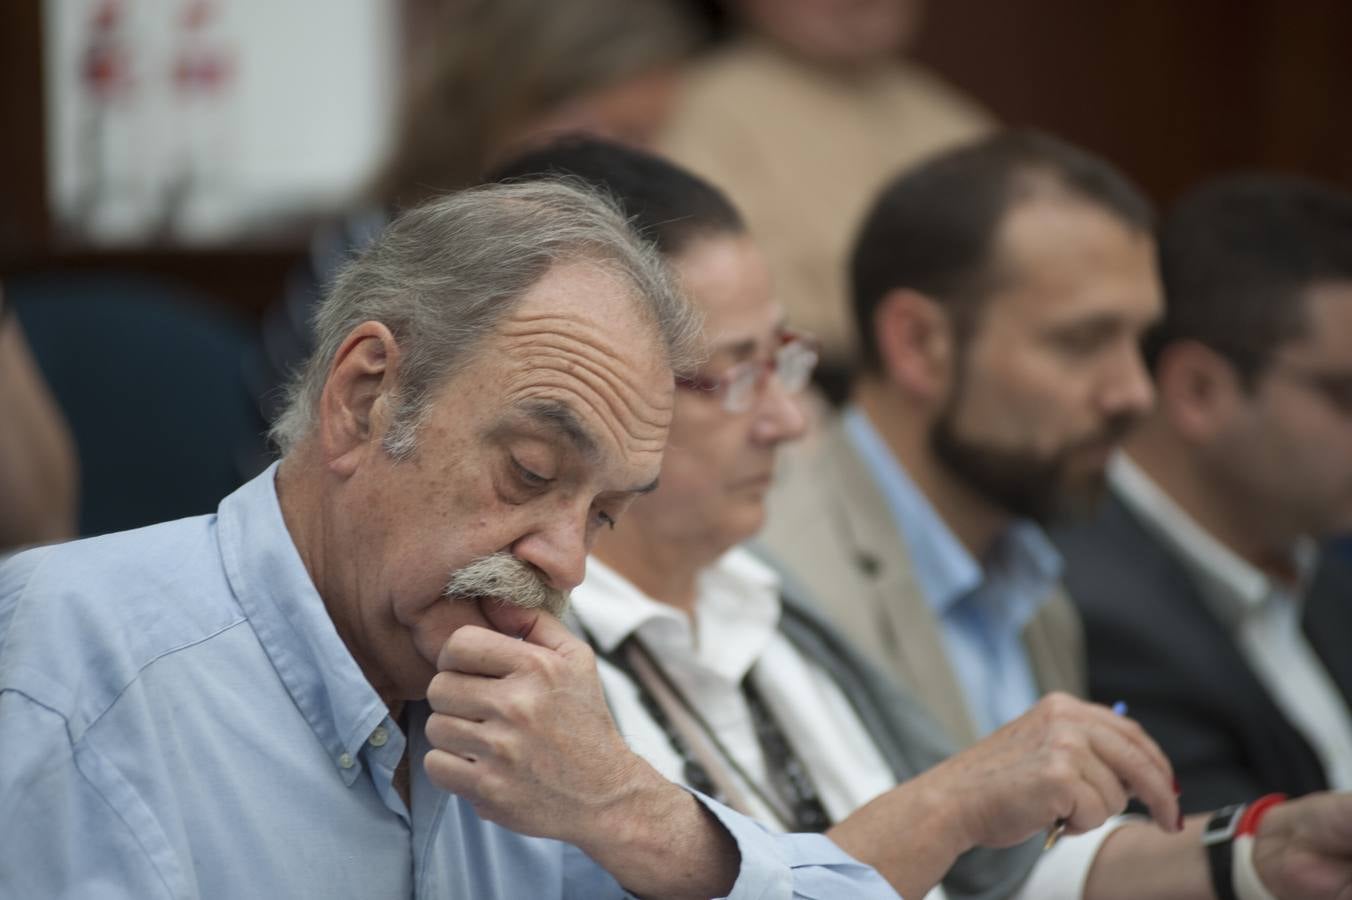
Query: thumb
479 600 577 654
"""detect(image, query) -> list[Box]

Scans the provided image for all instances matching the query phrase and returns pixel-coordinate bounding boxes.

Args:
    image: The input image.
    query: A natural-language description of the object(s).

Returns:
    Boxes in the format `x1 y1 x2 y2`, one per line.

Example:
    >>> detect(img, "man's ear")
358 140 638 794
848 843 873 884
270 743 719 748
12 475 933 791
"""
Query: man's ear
317 321 401 475
872 287 955 401
1153 339 1244 443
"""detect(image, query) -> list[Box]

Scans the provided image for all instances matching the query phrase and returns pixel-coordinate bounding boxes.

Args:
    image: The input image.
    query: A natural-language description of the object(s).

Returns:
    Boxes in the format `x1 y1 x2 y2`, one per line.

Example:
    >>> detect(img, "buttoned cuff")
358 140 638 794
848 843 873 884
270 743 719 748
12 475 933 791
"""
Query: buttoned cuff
687 791 902 900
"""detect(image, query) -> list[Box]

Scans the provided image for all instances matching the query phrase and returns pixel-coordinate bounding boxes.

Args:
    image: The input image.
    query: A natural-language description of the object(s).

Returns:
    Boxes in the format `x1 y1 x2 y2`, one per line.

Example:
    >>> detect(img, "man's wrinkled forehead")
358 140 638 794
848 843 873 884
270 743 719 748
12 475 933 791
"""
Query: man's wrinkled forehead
480 262 675 459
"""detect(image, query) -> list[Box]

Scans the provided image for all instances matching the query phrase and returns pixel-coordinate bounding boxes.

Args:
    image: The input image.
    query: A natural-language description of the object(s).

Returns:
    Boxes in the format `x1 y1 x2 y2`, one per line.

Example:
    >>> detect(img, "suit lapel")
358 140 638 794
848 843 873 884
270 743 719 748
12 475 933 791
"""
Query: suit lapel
1023 585 1087 697
1304 556 1352 711
824 425 981 747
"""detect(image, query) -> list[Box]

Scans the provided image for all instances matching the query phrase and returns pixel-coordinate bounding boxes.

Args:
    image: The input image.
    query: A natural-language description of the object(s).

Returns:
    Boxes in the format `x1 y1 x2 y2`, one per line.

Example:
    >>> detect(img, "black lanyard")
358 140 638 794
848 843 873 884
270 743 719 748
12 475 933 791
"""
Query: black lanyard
588 628 832 833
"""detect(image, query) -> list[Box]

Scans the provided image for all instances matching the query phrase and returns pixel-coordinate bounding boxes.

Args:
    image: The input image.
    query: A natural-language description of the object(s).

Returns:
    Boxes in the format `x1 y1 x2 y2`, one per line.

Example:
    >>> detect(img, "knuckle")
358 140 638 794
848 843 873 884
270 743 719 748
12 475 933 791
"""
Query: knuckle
1119 746 1155 785
1118 739 1145 765
535 649 569 681
443 626 474 654
1048 731 1085 759
1122 719 1151 744
425 713 451 746
482 729 519 766
1043 758 1079 787
499 690 537 726
438 633 473 671
424 749 461 793
1042 691 1078 717
426 672 456 709
515 647 549 678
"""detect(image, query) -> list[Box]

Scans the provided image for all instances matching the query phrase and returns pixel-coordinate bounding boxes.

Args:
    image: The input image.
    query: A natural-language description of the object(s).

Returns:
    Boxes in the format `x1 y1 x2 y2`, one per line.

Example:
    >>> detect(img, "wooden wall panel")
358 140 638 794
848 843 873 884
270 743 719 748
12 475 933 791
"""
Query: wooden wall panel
910 0 1352 206
0 1 49 264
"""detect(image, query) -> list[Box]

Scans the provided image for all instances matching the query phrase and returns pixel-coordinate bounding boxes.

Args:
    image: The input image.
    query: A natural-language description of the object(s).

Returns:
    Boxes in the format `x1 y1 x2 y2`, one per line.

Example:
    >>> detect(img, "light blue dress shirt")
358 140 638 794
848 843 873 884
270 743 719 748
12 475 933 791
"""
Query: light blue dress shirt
0 464 897 899
842 407 1063 737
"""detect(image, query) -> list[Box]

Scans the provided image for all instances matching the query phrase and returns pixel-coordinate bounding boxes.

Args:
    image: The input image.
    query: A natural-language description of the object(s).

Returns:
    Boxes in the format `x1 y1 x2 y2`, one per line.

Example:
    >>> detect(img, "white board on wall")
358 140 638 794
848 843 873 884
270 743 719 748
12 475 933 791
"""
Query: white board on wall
45 0 397 245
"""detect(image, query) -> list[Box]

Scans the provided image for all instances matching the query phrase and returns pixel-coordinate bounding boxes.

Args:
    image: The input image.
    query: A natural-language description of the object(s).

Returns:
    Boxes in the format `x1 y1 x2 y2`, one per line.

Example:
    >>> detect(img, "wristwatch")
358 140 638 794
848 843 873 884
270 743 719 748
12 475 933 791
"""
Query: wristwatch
1202 795 1287 900
1202 802 1247 900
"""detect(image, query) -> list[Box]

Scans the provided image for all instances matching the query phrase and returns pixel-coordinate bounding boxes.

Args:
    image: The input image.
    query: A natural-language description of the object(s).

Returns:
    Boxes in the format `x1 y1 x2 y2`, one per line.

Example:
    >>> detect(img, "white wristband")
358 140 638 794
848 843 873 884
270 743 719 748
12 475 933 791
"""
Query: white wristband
1232 834 1278 900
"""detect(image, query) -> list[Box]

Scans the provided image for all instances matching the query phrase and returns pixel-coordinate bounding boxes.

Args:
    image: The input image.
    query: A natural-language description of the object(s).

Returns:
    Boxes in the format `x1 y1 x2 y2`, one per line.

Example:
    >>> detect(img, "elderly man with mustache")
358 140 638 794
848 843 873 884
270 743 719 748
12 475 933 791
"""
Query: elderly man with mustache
0 181 900 898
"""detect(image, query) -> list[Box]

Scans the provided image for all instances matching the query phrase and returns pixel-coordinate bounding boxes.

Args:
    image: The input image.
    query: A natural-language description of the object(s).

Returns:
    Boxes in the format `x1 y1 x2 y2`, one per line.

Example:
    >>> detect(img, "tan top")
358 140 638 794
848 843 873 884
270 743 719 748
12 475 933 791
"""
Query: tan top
660 39 994 363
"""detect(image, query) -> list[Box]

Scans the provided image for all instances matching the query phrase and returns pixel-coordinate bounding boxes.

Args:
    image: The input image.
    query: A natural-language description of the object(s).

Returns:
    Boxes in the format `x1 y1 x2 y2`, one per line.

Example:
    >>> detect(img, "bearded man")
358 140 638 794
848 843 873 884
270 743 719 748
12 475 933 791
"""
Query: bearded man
762 131 1159 748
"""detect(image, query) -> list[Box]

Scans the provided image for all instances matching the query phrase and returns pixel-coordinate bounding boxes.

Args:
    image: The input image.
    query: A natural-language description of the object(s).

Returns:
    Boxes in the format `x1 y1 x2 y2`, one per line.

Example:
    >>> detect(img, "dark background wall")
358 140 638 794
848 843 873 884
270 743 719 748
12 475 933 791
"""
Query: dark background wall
4 0 1350 316
1 2 50 264
910 0 1352 204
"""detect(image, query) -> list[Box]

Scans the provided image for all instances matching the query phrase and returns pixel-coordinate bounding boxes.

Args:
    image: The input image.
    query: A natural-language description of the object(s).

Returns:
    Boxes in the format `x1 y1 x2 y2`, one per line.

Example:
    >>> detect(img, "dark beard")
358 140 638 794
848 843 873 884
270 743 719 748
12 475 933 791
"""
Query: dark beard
930 406 1137 525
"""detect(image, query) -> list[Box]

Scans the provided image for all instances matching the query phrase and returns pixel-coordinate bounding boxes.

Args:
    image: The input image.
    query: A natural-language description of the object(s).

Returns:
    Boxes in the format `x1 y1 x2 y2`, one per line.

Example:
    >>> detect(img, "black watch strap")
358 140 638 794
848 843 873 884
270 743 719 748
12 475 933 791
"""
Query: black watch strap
1202 802 1246 900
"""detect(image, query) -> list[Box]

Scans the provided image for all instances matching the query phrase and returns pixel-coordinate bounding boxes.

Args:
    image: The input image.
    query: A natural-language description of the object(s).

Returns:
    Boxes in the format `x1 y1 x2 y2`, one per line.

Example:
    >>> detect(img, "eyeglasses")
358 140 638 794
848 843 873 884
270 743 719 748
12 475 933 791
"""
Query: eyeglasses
676 330 819 413
1267 360 1352 419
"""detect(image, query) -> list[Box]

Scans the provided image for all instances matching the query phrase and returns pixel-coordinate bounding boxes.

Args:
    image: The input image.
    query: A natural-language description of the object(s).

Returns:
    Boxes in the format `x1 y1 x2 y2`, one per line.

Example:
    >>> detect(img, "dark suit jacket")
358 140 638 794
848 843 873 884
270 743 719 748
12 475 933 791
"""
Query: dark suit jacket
1054 492 1352 813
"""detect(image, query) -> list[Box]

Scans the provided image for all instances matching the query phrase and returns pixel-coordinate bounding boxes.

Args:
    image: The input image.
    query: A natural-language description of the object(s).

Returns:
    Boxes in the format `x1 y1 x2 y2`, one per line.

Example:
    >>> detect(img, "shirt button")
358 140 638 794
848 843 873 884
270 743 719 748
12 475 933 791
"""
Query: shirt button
368 726 389 748
337 752 355 769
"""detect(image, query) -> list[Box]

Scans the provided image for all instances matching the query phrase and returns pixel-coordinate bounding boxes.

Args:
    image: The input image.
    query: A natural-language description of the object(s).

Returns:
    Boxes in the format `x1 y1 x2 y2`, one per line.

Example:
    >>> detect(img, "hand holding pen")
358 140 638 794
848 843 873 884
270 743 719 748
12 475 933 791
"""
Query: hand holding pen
1044 700 1134 850
903 693 1184 857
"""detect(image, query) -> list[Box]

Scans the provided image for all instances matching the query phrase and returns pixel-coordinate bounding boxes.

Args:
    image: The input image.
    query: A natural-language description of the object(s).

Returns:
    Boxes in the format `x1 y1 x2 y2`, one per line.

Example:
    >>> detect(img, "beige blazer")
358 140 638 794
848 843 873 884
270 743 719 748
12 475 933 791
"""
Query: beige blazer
760 420 1085 749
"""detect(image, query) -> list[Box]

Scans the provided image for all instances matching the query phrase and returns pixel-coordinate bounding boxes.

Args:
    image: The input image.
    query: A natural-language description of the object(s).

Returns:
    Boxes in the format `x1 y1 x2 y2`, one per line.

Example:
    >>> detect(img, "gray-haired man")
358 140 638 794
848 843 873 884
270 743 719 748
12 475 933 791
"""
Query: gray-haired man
0 182 896 898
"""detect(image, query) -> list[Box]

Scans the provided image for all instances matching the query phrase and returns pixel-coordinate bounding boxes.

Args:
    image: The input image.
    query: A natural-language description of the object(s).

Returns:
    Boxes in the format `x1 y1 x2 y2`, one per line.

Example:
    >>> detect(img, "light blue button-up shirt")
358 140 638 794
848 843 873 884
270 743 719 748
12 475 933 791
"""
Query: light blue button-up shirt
0 464 896 899
843 407 1063 737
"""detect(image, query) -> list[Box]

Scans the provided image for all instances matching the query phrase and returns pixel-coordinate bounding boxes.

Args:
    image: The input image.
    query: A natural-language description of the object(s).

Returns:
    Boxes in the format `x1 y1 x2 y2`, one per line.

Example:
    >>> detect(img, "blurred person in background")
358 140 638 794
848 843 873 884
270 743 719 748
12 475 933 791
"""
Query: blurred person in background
375 0 697 208
1055 174 1352 812
761 131 1152 750
0 282 78 554
251 0 698 432
661 0 992 397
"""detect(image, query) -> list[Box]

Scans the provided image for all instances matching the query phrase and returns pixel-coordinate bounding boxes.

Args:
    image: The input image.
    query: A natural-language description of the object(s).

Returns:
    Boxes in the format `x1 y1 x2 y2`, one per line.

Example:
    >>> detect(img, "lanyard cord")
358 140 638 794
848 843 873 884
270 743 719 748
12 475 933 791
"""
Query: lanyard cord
583 623 831 832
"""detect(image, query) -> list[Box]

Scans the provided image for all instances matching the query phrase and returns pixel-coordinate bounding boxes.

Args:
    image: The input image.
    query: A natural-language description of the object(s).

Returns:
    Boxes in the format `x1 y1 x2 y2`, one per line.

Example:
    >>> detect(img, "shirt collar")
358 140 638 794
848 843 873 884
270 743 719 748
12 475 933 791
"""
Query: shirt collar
841 405 982 613
573 548 781 684
1109 453 1319 627
841 405 1063 620
216 463 389 786
984 520 1065 630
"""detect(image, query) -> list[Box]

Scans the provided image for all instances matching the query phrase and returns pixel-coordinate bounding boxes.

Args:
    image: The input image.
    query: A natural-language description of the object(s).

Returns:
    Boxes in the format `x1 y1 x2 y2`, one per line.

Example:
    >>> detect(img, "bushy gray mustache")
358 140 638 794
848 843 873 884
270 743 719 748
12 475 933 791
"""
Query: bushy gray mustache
442 552 569 618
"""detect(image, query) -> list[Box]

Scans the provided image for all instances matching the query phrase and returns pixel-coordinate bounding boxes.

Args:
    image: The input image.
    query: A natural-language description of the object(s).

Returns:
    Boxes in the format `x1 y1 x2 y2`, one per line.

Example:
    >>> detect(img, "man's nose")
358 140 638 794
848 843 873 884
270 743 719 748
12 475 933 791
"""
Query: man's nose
1101 344 1156 419
509 513 589 594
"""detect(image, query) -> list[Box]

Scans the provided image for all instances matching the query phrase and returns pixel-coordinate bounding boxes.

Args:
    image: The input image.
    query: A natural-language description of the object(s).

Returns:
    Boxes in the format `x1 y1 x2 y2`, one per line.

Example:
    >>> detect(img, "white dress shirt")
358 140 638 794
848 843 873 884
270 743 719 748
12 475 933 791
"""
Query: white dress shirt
574 549 1121 900
1112 453 1352 791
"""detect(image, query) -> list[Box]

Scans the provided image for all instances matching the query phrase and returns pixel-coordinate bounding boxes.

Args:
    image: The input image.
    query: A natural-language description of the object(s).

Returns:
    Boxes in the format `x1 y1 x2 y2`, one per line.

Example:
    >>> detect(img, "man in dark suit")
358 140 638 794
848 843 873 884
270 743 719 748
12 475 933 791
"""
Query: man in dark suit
1055 174 1352 813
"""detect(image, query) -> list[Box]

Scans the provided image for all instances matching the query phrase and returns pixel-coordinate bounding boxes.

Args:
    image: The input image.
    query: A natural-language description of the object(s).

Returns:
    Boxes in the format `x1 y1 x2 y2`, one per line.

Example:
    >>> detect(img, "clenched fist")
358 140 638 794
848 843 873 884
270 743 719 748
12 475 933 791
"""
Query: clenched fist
423 601 740 899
